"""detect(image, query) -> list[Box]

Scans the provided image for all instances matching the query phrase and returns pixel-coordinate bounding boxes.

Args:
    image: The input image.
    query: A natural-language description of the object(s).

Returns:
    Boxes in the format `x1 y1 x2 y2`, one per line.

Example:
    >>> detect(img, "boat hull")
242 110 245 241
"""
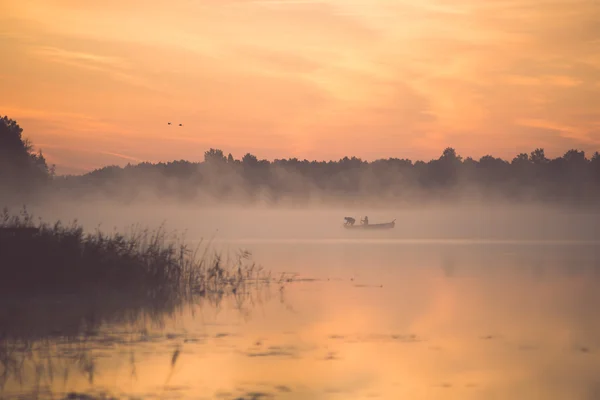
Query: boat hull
344 220 395 230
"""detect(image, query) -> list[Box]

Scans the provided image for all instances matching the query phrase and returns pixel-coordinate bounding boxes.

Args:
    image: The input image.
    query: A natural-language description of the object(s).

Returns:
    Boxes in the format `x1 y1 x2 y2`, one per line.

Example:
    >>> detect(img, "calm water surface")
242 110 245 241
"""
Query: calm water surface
3 239 600 400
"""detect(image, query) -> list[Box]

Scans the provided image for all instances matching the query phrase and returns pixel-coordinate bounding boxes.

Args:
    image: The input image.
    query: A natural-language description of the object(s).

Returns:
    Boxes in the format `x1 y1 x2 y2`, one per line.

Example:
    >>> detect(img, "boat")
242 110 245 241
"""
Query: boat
343 217 396 230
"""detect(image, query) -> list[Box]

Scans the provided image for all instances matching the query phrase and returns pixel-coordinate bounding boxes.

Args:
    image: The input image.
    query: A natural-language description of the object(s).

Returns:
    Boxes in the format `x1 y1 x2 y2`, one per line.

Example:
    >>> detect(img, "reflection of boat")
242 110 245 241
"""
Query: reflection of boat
343 219 396 230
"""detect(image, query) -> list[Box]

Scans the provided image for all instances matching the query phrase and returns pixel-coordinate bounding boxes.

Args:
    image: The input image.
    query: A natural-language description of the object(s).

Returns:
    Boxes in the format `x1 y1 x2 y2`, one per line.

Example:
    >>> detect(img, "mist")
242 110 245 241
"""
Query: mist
22 198 600 244
3 115 600 243
3 117 600 400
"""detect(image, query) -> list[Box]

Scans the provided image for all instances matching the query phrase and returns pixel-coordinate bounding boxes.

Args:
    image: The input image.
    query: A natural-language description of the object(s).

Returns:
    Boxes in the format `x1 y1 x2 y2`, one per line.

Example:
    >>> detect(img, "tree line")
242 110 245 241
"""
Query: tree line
2 115 600 206
0 116 54 203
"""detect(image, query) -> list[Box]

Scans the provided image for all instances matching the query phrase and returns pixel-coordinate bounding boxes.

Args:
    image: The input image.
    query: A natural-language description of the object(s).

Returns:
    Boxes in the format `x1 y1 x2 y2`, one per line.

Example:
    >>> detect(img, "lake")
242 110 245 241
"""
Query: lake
2 205 600 399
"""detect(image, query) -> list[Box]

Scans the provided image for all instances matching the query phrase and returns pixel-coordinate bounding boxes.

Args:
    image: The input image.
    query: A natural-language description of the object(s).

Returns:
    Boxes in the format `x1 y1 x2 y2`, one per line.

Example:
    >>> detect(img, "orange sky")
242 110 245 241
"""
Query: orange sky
2 0 599 174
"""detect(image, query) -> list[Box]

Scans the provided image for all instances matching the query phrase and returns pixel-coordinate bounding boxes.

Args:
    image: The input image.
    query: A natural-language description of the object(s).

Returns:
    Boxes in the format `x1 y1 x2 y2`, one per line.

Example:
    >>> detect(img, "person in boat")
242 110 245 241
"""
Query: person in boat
344 217 356 226
361 216 369 225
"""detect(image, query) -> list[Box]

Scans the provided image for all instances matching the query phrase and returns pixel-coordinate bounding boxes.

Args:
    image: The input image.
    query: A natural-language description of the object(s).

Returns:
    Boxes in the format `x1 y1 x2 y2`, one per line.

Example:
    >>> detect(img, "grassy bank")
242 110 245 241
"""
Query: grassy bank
0 206 270 299
0 207 281 397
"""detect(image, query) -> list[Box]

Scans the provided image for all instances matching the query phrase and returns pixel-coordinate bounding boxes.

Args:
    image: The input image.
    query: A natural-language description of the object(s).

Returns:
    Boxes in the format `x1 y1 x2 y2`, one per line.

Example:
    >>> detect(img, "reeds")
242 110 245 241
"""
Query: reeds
0 207 280 399
0 206 269 299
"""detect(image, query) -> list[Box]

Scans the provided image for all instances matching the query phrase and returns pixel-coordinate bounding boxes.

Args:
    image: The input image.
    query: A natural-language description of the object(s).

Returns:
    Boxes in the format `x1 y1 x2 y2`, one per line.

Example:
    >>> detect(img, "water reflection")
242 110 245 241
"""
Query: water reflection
2 241 600 399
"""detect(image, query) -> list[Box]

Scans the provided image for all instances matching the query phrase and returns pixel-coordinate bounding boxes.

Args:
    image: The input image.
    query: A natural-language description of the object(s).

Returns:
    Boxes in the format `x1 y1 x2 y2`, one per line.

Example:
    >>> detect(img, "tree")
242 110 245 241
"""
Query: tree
430 147 462 187
562 149 587 165
31 149 55 177
242 153 258 166
438 147 462 163
511 153 530 166
591 152 600 181
592 151 600 167
203 148 226 164
0 116 32 167
478 155 510 184
530 148 548 164
0 116 53 192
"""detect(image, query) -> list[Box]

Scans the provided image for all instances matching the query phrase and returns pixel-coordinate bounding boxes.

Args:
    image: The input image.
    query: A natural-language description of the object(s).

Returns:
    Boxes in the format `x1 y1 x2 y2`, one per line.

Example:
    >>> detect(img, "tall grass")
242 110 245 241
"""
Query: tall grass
0 207 285 399
0 206 269 299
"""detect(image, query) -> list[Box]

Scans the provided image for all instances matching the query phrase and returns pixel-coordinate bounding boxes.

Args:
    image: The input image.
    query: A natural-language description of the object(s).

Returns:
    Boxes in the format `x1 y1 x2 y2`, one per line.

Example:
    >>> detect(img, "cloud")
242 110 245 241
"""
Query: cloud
228 0 327 5
27 45 155 90
32 46 128 69
36 144 144 174
99 151 143 163
0 107 122 136
1 0 599 171
228 45 327 75
517 118 599 147
501 75 583 87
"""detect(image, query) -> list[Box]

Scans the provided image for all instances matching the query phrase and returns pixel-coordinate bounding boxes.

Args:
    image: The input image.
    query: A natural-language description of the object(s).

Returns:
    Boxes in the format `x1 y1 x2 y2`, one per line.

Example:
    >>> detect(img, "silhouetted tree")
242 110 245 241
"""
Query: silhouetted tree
204 148 226 164
563 149 587 165
511 153 530 166
3 109 594 207
555 149 590 202
530 148 548 164
242 153 258 166
1 116 33 170
428 147 462 188
51 144 600 206
0 116 54 199
440 147 462 164
591 152 600 182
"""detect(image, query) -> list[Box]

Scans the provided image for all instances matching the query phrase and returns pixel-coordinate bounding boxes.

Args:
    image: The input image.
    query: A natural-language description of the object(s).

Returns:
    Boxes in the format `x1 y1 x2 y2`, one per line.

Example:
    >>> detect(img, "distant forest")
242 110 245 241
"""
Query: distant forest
2 115 600 206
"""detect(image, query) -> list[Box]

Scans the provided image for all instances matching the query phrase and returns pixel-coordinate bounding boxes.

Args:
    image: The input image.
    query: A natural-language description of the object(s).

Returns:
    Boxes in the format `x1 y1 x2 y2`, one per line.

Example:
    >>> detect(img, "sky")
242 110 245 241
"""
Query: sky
1 0 599 174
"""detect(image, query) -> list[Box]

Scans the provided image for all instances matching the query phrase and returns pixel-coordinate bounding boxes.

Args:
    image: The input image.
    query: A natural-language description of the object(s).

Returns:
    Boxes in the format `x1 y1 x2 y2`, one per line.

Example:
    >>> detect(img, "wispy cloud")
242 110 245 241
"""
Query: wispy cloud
37 143 142 162
33 46 129 69
1 0 599 172
517 118 599 146
34 144 144 174
28 45 156 90
229 0 327 4
0 107 123 134
98 151 143 163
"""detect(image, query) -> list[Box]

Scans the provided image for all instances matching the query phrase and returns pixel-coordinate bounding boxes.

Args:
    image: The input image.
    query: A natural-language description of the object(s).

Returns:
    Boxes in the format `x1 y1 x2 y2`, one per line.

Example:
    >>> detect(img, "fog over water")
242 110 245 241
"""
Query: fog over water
29 200 600 242
2 200 600 399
